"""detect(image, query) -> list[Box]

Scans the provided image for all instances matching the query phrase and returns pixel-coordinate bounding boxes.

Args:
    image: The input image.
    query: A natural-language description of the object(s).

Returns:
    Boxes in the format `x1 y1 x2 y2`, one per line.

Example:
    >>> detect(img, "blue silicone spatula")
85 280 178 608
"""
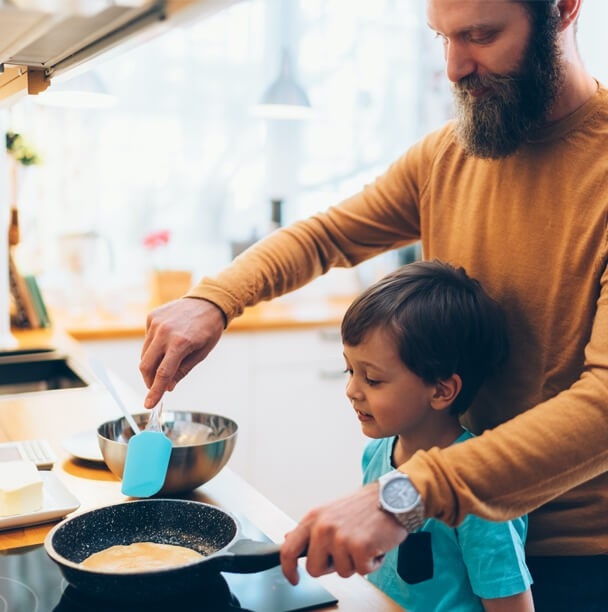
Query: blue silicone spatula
90 360 171 498
121 400 172 498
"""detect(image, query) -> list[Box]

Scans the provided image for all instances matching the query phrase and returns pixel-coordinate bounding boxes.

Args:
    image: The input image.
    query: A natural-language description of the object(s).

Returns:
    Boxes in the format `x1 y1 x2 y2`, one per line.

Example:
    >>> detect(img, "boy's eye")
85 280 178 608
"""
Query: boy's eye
365 377 381 387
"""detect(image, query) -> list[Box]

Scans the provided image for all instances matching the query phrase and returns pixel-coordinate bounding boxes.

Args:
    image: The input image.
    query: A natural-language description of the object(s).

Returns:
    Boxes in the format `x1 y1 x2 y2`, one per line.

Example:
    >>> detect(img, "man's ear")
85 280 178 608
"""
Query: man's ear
556 0 582 30
430 374 462 411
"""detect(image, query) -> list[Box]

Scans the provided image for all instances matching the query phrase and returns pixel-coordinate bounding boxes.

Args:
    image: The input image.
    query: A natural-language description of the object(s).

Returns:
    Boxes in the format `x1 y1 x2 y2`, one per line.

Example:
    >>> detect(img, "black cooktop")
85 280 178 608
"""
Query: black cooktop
0 515 337 612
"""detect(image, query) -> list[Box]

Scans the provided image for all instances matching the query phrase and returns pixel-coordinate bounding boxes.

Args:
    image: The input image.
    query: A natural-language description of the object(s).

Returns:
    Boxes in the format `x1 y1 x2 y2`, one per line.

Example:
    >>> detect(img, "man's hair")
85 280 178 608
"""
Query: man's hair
341 260 509 415
520 0 564 27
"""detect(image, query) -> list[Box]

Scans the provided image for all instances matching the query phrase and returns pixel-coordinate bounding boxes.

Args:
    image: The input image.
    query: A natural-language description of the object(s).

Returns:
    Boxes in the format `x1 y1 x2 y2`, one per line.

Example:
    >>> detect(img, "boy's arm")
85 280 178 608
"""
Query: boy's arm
481 589 535 612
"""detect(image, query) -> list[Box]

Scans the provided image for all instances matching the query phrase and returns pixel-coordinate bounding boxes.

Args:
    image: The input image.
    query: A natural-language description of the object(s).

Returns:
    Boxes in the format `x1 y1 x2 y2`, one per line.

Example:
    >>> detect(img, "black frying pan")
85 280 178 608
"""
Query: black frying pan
44 499 284 603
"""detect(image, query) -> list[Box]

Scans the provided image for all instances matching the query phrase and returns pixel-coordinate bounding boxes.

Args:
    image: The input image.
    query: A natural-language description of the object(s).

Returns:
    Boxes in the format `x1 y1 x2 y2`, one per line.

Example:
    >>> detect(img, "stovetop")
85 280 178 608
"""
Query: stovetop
0 515 337 612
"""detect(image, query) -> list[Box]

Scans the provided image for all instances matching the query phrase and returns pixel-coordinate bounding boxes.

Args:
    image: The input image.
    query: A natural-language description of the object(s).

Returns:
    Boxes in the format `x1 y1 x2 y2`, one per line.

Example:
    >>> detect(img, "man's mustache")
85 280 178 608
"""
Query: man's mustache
454 72 517 94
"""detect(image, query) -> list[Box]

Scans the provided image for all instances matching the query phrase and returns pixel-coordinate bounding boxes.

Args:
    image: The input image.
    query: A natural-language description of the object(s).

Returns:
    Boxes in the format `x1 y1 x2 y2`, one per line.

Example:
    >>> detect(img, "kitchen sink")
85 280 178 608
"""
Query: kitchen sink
0 349 89 395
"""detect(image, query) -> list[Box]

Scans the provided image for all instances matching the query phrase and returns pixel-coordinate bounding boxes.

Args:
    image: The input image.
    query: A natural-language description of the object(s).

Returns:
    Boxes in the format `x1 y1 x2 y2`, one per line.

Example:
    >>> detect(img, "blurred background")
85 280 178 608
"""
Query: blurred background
5 0 608 315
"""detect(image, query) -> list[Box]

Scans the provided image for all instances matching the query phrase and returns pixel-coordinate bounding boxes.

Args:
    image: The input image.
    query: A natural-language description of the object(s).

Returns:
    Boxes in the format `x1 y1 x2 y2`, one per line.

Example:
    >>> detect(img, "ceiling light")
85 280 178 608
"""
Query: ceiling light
251 48 314 121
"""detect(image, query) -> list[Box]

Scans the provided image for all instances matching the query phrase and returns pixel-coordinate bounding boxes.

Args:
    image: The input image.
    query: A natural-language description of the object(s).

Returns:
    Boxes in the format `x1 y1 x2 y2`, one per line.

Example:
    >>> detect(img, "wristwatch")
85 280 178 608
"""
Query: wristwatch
378 470 425 533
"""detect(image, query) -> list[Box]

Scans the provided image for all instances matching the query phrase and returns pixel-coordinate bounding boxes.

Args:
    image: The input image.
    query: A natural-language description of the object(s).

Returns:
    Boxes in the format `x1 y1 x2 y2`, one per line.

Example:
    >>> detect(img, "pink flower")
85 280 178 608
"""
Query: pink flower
143 229 170 250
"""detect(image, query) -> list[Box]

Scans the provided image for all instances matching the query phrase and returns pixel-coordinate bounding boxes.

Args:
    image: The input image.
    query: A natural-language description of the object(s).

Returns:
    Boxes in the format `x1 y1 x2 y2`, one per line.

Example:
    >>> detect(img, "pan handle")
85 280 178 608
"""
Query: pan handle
220 538 282 573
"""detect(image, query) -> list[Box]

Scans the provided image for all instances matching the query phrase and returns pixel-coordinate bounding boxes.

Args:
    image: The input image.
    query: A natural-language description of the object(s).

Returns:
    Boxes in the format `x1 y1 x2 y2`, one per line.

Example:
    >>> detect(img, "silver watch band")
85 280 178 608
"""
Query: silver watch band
396 503 425 533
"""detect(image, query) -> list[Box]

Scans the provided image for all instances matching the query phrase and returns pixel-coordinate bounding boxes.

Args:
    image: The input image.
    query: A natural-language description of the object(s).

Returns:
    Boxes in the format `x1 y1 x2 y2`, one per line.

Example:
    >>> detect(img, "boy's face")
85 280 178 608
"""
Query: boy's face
343 326 439 441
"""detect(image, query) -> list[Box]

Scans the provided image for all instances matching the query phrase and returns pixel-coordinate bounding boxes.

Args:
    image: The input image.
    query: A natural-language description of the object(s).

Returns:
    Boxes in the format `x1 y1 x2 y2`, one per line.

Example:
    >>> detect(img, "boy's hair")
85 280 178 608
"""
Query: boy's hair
341 260 509 415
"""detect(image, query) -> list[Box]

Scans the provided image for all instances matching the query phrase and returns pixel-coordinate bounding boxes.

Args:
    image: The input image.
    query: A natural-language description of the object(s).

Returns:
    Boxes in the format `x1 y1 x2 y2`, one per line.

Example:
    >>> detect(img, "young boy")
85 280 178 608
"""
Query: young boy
341 260 534 612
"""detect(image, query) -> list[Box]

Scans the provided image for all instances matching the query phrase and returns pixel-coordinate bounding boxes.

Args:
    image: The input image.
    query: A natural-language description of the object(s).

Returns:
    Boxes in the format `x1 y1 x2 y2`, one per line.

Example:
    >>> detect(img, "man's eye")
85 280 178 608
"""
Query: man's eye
469 31 498 45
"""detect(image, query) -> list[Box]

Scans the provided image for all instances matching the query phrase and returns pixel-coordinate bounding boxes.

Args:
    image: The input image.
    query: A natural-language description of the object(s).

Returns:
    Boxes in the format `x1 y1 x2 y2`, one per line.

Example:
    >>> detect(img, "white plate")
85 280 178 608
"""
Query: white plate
0 472 80 531
62 430 104 463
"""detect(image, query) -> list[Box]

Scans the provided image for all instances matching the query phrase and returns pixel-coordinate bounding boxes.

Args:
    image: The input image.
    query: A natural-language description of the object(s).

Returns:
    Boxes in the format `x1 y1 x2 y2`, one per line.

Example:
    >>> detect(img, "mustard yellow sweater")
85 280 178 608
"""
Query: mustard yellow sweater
188 84 608 557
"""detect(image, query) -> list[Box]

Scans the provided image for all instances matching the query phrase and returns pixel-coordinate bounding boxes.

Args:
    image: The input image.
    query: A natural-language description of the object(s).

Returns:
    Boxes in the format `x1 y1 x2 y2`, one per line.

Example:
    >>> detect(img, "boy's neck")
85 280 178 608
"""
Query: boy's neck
392 421 465 466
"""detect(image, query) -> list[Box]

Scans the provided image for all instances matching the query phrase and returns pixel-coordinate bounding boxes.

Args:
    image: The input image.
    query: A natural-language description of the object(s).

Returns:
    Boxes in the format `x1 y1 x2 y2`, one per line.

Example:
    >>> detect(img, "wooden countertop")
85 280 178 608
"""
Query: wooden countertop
49 295 354 341
0 330 400 611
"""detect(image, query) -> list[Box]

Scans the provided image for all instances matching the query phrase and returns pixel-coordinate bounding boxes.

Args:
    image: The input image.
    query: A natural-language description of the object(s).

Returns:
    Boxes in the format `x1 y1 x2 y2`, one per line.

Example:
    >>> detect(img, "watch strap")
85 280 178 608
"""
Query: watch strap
395 501 425 533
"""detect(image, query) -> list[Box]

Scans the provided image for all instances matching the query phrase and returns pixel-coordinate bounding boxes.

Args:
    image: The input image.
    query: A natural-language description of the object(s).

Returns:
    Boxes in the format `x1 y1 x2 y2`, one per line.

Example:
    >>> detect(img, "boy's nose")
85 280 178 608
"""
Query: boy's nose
346 377 362 402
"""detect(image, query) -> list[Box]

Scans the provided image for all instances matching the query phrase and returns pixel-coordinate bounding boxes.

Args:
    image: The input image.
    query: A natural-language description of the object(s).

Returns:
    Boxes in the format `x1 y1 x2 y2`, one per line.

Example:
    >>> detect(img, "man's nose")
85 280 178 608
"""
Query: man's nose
444 39 476 83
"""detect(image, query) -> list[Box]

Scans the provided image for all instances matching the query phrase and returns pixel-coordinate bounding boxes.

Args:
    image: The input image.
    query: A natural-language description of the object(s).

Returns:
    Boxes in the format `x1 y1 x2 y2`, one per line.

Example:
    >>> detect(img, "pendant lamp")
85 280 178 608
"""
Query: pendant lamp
251 48 314 120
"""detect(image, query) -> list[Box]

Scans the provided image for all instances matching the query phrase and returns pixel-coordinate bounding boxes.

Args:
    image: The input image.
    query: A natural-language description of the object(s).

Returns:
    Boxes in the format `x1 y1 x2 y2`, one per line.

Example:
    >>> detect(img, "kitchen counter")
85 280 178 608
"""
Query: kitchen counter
49 295 354 340
0 329 400 611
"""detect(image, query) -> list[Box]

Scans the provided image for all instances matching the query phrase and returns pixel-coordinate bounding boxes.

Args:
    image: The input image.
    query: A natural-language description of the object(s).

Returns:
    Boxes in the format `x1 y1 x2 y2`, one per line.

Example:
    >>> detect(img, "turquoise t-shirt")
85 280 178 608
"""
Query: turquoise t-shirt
363 431 532 611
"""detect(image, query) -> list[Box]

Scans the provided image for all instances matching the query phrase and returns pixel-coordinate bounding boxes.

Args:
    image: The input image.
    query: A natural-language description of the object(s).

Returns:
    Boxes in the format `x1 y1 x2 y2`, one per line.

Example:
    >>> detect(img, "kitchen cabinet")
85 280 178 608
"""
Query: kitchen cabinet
248 327 366 519
80 325 367 520
0 0 239 104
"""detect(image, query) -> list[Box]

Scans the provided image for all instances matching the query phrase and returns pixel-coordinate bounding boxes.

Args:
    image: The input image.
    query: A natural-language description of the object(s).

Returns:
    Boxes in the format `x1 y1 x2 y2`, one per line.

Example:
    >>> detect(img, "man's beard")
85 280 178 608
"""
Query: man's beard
453 15 563 159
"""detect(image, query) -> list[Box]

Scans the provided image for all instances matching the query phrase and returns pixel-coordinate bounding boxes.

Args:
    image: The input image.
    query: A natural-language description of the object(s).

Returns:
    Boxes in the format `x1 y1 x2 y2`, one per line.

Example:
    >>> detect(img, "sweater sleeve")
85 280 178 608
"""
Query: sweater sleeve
185 126 446 324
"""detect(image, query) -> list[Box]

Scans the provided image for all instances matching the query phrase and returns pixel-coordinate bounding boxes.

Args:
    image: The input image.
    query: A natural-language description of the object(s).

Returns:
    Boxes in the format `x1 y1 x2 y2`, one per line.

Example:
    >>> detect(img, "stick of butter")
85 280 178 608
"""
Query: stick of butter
0 460 43 516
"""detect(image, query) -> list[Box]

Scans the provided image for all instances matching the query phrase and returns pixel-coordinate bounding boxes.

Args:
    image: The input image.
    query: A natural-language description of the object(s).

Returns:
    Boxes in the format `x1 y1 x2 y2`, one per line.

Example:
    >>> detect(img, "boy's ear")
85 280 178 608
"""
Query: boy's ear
430 374 462 411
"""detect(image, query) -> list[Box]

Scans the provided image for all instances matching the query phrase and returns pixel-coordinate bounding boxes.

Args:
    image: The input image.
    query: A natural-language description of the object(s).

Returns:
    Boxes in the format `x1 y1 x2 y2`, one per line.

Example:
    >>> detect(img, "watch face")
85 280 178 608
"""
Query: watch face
382 477 419 511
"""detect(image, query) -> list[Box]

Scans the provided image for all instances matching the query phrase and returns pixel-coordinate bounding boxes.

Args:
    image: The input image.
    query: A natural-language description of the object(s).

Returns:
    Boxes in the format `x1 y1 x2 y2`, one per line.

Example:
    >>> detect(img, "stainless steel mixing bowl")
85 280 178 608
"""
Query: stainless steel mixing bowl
97 411 238 494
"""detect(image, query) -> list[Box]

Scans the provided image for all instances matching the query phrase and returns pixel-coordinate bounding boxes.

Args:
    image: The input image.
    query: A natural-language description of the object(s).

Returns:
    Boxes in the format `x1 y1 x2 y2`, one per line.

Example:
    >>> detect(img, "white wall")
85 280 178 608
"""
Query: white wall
578 0 608 84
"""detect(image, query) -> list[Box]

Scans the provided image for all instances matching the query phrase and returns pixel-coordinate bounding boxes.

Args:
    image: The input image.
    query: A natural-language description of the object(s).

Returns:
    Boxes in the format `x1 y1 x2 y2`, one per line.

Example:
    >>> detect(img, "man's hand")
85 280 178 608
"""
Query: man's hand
140 297 226 408
280 482 408 585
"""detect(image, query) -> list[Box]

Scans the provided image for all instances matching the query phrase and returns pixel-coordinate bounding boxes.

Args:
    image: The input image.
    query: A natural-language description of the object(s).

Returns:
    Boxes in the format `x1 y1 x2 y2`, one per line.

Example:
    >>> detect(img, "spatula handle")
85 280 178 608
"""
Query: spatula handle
90 359 141 434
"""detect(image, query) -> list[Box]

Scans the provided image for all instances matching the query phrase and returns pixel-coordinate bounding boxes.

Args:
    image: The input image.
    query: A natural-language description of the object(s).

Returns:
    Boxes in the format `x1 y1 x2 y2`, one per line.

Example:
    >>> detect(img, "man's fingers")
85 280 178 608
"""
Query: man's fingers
141 349 177 407
280 525 312 585
308 542 352 578
139 319 169 389
140 298 227 407
362 552 385 574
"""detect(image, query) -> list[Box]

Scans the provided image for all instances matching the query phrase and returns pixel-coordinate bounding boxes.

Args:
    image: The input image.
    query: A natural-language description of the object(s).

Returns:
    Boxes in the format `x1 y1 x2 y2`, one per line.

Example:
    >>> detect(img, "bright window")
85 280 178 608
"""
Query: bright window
7 0 449 310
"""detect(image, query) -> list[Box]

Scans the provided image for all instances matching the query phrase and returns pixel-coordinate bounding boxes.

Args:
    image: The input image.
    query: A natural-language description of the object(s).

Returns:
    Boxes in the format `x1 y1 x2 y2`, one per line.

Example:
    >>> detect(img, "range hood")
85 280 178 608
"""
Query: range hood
0 0 168 77
0 0 236 81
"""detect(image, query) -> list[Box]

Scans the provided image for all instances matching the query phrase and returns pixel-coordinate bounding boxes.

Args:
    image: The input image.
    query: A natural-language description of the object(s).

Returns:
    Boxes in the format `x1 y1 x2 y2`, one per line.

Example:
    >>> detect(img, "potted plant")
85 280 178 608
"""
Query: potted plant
5 131 42 247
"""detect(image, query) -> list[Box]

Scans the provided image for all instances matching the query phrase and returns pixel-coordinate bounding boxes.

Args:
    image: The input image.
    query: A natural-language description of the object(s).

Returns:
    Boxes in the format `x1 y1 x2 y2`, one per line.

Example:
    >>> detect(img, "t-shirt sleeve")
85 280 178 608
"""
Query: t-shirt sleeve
455 513 533 599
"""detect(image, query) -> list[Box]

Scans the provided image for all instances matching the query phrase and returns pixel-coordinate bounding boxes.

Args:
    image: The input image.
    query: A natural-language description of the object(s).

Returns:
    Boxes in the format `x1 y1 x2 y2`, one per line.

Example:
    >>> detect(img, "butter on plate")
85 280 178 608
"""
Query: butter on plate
0 460 43 516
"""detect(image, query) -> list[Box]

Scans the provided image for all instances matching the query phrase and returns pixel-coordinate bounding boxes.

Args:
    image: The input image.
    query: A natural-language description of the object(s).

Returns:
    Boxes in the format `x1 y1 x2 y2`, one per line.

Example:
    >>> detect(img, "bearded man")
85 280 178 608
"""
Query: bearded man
453 1 564 158
140 1 608 609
